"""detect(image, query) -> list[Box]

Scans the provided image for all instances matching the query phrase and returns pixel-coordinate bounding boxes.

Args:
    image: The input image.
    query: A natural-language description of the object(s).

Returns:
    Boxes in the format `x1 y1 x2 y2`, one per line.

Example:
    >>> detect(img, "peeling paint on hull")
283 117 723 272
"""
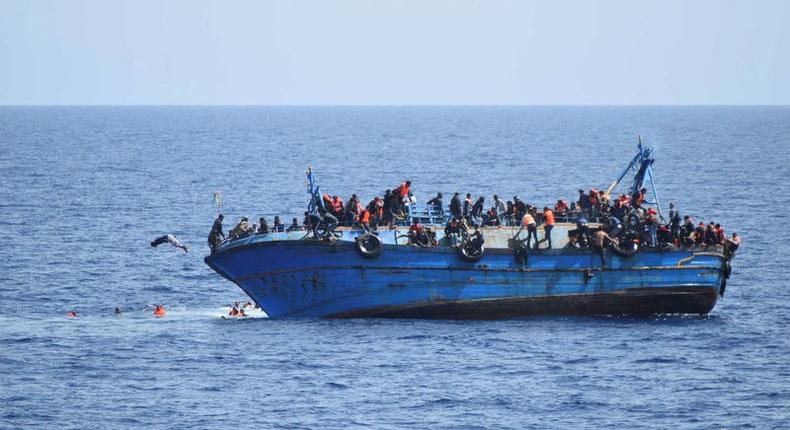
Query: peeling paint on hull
205 239 726 319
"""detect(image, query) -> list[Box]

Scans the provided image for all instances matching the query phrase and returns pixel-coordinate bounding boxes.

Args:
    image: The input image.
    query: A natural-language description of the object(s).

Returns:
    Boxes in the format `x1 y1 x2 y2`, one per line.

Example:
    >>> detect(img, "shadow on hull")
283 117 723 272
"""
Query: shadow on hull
327 286 719 319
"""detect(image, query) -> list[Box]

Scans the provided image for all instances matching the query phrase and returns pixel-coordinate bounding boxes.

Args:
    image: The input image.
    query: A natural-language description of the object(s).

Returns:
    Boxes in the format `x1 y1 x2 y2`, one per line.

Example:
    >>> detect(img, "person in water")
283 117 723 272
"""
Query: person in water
153 304 166 318
151 234 189 252
67 311 78 318
114 307 122 316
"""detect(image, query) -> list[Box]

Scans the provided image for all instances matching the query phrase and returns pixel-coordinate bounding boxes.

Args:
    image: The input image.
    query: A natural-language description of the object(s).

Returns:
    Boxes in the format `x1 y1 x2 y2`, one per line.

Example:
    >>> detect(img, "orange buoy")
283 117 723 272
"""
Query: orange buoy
153 305 166 318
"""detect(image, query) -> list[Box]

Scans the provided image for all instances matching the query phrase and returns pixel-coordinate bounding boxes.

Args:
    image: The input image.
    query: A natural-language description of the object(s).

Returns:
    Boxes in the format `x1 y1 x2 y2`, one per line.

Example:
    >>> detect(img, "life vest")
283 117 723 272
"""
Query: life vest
66 311 77 318
398 183 410 198
360 209 371 224
543 210 555 225
522 214 536 226
555 201 567 213
331 198 343 214
153 306 166 318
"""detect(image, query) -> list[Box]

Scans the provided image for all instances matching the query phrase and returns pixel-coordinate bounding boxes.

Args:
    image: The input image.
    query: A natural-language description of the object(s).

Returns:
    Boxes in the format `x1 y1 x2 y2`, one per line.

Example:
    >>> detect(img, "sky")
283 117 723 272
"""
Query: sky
0 0 788 105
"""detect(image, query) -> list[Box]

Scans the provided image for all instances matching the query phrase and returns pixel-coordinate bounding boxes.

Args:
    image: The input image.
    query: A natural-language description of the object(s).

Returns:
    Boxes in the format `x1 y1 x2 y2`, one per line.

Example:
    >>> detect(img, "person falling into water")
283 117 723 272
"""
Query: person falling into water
151 234 189 252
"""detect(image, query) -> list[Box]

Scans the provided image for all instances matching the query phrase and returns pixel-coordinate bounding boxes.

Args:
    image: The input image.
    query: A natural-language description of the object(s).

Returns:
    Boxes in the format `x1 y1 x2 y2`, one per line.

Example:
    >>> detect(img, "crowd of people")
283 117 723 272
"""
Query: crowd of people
207 180 740 255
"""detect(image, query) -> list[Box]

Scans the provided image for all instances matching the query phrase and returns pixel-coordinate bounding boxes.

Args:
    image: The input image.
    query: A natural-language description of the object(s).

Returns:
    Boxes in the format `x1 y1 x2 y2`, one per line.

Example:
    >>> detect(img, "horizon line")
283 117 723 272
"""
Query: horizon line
1 103 789 108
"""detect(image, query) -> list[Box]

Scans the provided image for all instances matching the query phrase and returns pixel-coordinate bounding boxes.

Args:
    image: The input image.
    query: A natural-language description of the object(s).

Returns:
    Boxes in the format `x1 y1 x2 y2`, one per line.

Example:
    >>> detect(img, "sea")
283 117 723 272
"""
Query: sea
1 106 788 429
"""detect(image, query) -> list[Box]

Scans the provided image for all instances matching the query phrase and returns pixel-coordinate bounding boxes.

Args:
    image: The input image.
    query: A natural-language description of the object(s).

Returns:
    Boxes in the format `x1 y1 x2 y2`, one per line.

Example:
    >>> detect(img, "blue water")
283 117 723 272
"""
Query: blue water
1 106 789 429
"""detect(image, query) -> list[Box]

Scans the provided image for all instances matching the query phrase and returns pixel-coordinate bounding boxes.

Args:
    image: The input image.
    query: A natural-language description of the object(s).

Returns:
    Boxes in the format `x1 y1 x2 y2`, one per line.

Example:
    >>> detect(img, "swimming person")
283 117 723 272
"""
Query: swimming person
153 304 166 318
150 234 189 252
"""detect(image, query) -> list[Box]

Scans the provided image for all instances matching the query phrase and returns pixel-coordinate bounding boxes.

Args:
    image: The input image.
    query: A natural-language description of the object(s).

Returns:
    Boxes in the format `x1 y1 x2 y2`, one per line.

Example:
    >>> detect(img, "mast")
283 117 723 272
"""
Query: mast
606 137 663 220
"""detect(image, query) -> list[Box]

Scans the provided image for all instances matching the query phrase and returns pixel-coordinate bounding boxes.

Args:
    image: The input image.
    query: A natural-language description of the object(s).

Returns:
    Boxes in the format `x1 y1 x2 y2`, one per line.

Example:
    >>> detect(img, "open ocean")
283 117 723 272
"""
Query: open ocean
1 106 789 429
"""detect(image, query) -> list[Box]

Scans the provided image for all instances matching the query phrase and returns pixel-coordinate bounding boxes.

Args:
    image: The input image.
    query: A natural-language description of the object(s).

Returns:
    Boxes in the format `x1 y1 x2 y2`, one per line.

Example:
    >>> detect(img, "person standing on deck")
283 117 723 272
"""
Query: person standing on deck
471 197 485 226
449 192 463 219
493 195 506 225
669 202 681 240
462 193 473 222
542 207 555 249
578 190 592 221
520 211 538 249
208 214 225 254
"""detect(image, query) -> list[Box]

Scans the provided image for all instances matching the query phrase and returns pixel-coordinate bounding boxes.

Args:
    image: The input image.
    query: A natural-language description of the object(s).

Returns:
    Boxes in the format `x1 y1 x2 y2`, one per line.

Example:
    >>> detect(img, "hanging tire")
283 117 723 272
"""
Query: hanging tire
458 239 484 263
514 244 529 264
610 241 638 257
355 233 383 259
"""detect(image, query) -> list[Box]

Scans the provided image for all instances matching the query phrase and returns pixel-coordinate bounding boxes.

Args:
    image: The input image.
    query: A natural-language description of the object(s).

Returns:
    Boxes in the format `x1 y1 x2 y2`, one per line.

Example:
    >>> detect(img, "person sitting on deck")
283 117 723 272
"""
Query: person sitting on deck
513 197 527 222
693 222 706 245
257 217 269 234
208 214 225 253
272 216 285 232
286 218 301 232
229 217 253 240
408 219 430 247
554 199 568 219
427 193 443 211
704 222 719 245
445 217 462 247
346 194 362 225
485 207 500 226
330 196 345 219
358 207 373 233
715 223 725 244
680 216 695 246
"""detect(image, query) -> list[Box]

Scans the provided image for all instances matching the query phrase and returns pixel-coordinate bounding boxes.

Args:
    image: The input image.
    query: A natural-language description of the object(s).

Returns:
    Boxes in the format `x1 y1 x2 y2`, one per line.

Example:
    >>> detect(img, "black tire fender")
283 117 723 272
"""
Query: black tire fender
610 241 638 258
355 233 383 259
723 260 732 279
458 239 484 263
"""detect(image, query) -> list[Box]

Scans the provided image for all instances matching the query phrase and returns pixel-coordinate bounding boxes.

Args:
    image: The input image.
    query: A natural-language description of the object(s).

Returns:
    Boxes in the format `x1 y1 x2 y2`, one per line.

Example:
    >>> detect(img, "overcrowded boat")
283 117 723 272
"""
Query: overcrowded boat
204 142 739 319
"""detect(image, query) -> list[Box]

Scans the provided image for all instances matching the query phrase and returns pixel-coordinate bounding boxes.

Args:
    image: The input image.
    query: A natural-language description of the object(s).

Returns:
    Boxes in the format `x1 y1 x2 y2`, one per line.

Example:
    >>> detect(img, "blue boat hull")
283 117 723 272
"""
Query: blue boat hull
204 240 725 319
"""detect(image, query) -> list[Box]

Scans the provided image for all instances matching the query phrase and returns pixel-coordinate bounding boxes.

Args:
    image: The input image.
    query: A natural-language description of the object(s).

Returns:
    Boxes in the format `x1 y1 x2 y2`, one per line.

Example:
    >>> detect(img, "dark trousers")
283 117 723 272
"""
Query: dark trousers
526 225 538 248
544 225 553 248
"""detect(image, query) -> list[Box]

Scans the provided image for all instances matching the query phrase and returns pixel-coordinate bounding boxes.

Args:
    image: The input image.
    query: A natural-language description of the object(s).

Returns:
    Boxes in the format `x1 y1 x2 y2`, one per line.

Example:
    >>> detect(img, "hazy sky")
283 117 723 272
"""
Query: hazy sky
1 0 788 105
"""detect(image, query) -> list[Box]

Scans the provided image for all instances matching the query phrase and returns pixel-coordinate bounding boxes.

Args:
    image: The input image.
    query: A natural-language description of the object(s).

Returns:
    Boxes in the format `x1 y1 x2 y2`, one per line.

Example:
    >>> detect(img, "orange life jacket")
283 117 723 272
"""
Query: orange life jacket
398 183 410 198
360 209 371 224
544 210 555 225
522 214 535 226
153 307 166 318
